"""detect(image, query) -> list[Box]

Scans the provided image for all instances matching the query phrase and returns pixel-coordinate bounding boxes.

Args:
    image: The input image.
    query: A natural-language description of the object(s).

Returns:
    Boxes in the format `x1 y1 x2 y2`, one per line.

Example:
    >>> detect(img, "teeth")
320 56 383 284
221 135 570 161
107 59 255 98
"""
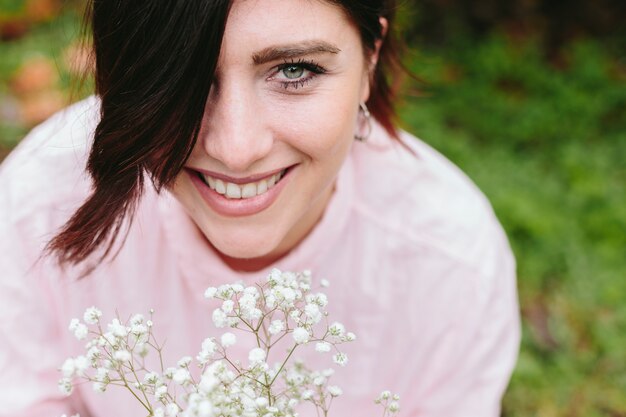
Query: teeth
215 179 226 195
202 170 286 199
225 183 242 199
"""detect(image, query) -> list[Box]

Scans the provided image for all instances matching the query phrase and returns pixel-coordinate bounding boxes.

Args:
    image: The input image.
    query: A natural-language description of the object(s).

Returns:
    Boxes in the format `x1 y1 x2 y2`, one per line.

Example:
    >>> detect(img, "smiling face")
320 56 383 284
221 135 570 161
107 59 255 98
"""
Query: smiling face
169 0 373 269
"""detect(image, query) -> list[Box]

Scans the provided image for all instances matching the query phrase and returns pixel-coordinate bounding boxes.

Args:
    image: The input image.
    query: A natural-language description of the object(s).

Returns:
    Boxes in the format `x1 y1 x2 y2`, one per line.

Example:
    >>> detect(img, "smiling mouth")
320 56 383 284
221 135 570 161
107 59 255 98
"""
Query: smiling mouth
197 168 289 199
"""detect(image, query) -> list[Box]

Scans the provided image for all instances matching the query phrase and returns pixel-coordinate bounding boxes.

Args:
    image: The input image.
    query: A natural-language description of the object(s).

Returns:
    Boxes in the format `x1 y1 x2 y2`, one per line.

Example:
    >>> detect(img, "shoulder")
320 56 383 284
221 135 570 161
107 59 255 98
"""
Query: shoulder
0 97 100 223
350 125 512 275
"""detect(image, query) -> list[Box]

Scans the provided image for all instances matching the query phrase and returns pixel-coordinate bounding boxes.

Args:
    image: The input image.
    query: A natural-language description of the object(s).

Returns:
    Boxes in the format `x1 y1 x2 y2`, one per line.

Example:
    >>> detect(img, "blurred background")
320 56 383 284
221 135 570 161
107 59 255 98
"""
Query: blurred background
0 0 624 415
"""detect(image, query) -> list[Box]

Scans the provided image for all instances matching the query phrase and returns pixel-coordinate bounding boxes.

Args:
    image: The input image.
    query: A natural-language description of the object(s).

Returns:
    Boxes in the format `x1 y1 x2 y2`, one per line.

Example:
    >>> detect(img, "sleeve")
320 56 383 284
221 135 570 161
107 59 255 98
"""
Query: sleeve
406 221 521 417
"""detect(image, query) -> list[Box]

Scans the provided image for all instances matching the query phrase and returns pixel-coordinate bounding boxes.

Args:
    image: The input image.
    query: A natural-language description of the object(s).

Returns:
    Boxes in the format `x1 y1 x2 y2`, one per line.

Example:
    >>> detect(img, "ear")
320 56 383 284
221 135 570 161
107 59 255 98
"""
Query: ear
361 17 388 103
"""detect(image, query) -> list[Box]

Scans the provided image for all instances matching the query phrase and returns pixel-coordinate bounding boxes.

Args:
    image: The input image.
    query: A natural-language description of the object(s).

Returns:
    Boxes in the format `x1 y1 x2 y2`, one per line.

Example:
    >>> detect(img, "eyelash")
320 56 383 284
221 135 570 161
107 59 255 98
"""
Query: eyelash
273 59 327 90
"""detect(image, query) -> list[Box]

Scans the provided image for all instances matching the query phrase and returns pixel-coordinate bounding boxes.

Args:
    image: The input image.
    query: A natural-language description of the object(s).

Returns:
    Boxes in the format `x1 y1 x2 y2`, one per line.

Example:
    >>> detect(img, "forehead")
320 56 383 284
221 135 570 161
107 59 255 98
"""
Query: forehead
220 0 360 62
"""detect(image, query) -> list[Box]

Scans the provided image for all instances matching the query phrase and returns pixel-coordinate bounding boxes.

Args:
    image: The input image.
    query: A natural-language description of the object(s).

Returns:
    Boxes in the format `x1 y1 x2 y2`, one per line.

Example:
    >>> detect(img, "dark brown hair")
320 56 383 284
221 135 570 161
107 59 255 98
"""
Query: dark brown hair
47 0 404 267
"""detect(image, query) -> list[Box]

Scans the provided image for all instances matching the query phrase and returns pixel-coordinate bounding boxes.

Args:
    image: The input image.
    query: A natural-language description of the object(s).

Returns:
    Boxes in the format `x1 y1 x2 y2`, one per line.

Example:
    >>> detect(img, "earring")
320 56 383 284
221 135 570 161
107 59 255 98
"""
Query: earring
354 102 372 142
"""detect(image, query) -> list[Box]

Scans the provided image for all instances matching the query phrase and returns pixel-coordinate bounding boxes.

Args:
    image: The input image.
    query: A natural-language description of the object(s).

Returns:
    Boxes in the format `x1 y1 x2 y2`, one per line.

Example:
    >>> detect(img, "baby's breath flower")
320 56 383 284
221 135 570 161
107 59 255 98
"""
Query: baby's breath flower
302 390 313 400
332 352 348 367
248 347 266 365
220 332 236 348
74 355 89 376
58 378 73 395
212 309 228 328
83 307 102 324
268 319 285 335
320 279 330 288
315 342 331 353
173 368 191 385
292 327 310 344
144 371 160 385
165 403 180 417
154 385 168 400
389 401 400 413
328 322 345 337
221 299 234 313
204 287 218 298
129 313 144 326
327 385 342 397
113 349 131 362
61 358 75 378
86 346 100 362
93 381 107 393
107 319 127 338
313 375 326 386
345 332 357 341
177 356 192 368
72 323 88 340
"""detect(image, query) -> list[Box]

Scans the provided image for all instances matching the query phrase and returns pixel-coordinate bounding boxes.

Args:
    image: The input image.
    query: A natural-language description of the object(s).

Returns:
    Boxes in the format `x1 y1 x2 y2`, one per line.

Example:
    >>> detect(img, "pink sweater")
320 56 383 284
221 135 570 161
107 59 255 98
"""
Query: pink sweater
0 97 520 417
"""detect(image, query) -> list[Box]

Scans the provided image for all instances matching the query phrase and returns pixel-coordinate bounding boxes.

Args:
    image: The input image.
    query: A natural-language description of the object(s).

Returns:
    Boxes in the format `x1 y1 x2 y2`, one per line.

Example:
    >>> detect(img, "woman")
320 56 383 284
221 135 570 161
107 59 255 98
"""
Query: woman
0 0 520 416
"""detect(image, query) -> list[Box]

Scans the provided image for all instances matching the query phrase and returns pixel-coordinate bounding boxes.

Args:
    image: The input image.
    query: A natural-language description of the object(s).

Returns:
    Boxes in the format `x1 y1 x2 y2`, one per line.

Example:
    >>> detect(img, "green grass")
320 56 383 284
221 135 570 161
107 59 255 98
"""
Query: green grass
400 36 626 416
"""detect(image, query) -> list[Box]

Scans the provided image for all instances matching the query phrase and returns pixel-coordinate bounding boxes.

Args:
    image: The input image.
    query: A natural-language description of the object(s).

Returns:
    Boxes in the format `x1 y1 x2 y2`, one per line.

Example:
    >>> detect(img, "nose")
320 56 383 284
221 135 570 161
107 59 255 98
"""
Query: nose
200 79 273 172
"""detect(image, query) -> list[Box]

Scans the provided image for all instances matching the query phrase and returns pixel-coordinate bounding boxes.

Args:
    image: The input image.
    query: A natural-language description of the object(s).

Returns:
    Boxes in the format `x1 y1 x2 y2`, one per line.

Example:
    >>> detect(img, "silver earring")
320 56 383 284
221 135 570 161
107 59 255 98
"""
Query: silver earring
354 102 372 142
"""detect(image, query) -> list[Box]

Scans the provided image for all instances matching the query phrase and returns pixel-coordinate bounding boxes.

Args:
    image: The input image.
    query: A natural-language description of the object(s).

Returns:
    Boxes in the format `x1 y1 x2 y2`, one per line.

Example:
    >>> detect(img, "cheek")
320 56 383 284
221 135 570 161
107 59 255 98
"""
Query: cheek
270 92 359 157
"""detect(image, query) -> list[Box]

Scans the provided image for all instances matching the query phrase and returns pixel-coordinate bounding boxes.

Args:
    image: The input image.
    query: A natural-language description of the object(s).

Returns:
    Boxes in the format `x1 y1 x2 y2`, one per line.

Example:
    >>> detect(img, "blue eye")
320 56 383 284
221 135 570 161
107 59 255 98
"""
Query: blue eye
282 65 304 79
273 59 327 90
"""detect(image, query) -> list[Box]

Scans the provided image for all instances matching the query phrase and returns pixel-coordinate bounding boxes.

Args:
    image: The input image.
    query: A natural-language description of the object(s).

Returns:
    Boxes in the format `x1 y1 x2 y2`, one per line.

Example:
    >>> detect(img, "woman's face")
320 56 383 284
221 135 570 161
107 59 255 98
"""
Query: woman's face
170 0 372 268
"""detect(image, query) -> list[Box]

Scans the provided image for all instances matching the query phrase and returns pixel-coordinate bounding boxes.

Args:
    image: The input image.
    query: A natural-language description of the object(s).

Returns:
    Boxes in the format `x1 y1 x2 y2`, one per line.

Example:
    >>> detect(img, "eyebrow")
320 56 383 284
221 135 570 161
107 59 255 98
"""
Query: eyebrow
252 40 341 65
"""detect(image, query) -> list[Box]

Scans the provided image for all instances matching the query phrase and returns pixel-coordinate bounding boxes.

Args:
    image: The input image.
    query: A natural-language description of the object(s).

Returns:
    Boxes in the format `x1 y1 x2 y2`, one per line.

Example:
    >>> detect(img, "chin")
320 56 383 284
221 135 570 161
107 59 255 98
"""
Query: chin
205 227 284 261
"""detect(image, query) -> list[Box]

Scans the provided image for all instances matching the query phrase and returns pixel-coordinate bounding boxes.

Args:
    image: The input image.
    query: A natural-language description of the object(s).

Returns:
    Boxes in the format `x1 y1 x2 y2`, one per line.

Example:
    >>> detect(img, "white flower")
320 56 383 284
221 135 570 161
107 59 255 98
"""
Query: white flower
93 381 107 393
113 349 131 362
292 327 310 344
58 378 73 395
322 368 335 377
61 358 75 378
68 318 80 331
204 287 218 298
74 355 89 376
304 303 322 323
143 371 160 385
315 342 331 353
73 323 88 340
333 352 348 366
268 320 285 335
130 323 148 337
129 313 144 325
220 332 236 348
248 347 266 364
379 390 391 400
328 322 345 337
155 385 168 400
212 309 228 328
86 346 100 361
389 401 400 412
166 403 180 417
94 367 109 382
221 299 234 313
345 332 357 341
83 307 102 324
173 368 191 385
313 375 326 386
177 356 192 368
302 390 313 400
107 319 127 338
393 394 401 401
320 279 330 288
154 408 165 417
328 386 343 397
255 397 269 408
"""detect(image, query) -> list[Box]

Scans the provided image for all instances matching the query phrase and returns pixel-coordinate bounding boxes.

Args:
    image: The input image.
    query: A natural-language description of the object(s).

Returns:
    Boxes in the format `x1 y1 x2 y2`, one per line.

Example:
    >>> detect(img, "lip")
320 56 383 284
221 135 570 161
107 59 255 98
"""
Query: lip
186 166 294 217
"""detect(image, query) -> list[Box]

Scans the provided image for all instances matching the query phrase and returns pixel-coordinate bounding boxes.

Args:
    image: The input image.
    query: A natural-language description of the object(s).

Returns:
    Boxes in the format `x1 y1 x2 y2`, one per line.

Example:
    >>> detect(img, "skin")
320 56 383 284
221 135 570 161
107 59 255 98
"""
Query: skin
170 0 380 271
